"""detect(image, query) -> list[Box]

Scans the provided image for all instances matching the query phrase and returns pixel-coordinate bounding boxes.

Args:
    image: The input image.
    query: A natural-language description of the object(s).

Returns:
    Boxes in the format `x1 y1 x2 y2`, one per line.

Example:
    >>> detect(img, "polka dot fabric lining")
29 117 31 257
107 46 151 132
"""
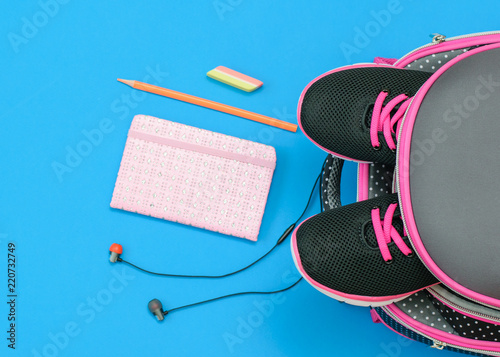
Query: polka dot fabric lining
429 296 500 342
367 163 394 198
110 115 276 241
395 291 455 334
406 48 476 72
406 46 484 72
321 155 343 211
375 306 491 357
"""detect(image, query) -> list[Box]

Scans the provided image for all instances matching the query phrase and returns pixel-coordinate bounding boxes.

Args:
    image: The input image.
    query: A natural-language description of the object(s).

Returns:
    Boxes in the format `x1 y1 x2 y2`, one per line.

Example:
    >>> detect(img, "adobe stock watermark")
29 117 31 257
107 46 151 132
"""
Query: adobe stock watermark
339 0 410 62
213 0 243 21
222 270 300 354
402 73 500 178
8 0 71 54
51 64 169 183
31 267 135 357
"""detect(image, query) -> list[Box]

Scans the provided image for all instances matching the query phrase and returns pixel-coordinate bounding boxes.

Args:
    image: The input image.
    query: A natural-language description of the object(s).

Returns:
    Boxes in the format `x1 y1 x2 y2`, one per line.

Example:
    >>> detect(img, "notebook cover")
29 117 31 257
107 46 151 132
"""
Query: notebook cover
110 115 276 241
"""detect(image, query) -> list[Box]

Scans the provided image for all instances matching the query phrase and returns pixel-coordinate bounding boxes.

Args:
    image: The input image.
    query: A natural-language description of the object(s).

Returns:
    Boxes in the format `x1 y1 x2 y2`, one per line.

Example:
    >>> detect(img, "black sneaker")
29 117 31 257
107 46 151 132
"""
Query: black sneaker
298 64 432 165
291 193 438 306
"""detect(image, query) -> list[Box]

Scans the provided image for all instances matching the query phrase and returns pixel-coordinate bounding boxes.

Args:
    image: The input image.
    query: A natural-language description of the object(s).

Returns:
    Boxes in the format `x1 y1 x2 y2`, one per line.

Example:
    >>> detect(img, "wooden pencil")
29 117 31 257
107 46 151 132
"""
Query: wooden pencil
117 79 297 133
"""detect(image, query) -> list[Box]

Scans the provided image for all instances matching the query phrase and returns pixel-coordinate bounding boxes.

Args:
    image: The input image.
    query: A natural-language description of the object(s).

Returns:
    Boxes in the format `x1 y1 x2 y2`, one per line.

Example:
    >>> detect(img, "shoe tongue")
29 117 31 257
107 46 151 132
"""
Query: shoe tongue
363 214 406 249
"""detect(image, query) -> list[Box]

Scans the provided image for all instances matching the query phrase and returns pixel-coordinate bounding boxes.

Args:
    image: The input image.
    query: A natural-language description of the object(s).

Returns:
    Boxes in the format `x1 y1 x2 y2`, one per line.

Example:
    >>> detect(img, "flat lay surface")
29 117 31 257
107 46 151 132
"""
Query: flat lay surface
2 1 499 356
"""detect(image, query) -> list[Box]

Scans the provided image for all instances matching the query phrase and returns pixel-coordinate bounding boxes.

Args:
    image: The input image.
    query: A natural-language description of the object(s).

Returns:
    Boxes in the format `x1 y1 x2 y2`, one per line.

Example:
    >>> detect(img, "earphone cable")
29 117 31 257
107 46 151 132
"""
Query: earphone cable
165 277 303 315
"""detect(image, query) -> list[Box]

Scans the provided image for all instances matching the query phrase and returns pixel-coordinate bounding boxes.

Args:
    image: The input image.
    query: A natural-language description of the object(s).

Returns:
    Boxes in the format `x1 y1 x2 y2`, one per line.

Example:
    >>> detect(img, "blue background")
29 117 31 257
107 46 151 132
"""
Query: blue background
1 1 499 356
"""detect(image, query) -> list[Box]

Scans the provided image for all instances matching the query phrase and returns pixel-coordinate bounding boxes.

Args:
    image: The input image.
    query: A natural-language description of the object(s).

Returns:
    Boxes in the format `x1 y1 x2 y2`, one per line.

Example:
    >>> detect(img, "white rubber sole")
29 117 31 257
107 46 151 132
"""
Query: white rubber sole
291 238 412 307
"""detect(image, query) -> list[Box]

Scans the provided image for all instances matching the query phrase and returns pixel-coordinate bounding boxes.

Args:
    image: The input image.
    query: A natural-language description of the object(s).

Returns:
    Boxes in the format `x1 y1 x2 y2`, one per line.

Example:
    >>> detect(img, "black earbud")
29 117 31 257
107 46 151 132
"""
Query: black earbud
148 299 166 321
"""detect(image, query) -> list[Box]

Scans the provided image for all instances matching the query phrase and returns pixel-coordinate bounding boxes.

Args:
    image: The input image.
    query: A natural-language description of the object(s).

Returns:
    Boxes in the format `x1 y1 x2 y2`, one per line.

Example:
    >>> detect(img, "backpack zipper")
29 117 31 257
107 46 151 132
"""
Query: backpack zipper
430 33 447 44
431 341 446 350
394 30 500 66
381 306 500 355
428 287 500 324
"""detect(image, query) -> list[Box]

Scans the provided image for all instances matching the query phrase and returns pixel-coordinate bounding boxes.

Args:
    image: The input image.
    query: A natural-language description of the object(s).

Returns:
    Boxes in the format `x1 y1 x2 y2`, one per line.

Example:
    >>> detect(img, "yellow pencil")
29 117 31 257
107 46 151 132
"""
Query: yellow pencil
117 79 297 133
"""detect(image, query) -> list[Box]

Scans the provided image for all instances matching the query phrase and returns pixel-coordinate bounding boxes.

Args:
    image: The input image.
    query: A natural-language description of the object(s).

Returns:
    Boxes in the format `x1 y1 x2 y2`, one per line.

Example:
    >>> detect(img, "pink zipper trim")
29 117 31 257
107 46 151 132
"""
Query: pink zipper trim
374 57 398 65
395 34 500 68
398 43 500 309
385 304 500 351
371 308 382 323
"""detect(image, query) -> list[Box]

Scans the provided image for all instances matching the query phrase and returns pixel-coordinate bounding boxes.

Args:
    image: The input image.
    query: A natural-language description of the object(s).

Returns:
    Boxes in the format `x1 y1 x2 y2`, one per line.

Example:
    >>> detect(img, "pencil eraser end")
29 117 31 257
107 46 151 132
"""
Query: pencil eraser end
207 66 263 92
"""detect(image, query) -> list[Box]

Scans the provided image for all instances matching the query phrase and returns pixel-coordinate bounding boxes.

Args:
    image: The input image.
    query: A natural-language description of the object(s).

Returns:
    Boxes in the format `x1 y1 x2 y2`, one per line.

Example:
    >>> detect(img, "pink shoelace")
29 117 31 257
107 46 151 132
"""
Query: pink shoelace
370 91 413 151
371 203 412 262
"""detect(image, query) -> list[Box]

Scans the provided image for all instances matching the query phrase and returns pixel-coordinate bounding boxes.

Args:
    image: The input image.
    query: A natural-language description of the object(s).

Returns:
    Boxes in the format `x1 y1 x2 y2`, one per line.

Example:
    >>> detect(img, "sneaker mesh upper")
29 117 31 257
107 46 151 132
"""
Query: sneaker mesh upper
295 193 438 297
300 67 432 165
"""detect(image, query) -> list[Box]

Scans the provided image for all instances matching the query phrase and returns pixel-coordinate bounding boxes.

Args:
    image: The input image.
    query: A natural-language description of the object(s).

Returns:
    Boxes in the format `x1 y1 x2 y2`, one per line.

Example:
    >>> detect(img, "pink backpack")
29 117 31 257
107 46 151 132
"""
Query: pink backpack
321 31 500 355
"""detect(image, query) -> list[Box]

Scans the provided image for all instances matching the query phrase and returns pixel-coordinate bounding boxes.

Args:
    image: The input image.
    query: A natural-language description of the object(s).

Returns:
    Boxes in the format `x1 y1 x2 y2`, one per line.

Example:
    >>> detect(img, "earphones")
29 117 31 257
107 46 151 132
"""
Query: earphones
108 169 324 320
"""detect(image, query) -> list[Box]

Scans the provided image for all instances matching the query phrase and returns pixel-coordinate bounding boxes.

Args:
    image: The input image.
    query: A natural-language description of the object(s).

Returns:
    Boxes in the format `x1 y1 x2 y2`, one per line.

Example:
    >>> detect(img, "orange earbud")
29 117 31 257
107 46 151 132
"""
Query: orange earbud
109 243 123 263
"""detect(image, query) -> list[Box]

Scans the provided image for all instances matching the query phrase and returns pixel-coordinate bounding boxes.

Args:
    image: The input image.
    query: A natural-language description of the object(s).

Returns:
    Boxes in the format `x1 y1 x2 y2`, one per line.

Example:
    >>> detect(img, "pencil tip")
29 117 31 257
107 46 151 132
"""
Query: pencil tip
117 78 134 87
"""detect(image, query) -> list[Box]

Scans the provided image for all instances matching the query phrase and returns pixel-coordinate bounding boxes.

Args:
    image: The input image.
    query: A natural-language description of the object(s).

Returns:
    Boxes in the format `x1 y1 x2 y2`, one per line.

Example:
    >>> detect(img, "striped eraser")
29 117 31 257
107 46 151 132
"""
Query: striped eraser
207 66 263 92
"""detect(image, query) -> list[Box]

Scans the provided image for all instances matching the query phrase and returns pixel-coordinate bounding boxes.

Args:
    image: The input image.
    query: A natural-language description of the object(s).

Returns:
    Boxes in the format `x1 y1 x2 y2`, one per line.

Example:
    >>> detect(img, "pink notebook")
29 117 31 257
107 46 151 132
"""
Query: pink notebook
110 115 276 241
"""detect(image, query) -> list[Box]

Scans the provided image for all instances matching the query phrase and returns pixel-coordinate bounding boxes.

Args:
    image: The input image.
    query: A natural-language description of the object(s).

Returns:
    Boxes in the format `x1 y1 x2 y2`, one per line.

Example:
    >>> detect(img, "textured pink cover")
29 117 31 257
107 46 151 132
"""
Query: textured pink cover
110 115 276 241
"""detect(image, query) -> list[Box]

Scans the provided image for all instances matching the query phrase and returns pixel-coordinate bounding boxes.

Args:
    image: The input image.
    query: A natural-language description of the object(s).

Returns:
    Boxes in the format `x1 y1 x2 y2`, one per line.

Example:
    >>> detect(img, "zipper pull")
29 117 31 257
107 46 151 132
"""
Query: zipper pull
431 341 447 350
430 33 446 44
